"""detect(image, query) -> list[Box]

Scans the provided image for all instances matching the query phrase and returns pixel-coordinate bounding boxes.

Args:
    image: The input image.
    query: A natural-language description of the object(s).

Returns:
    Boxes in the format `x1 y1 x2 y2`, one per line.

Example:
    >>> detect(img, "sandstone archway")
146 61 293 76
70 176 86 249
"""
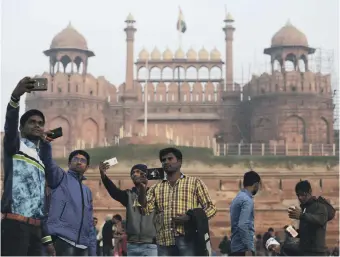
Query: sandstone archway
82 118 99 148
281 115 306 144
49 116 71 144
319 117 330 143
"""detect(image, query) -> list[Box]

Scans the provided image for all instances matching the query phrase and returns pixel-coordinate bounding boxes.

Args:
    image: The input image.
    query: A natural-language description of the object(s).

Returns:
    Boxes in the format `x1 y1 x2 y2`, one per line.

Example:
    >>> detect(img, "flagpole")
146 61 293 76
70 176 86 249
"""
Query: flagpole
178 6 182 102
144 59 149 136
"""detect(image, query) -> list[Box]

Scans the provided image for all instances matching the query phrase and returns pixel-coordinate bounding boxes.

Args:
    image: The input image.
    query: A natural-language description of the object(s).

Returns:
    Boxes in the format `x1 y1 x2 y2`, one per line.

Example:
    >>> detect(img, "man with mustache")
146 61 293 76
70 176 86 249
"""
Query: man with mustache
229 170 261 256
1 77 55 256
138 147 216 256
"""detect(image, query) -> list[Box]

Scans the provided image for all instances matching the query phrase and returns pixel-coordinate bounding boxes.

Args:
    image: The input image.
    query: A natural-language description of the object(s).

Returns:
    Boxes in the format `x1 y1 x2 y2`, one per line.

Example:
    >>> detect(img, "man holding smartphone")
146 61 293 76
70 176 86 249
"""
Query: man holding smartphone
39 146 97 256
1 77 55 256
99 162 157 256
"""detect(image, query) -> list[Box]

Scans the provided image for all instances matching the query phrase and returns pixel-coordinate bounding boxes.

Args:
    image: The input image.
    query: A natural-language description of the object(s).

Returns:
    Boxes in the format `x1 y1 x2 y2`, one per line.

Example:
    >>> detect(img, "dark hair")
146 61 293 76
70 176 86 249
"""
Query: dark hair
159 147 182 162
256 234 262 239
68 150 90 165
20 109 45 127
243 170 261 187
113 214 122 222
295 180 312 194
268 227 274 232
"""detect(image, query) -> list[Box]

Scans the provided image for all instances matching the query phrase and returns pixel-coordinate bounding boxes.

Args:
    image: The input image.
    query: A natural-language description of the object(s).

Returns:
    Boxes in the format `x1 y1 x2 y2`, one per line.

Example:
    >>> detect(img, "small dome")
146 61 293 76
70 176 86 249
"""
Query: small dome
175 48 185 59
186 48 197 60
162 48 173 60
224 12 234 22
151 47 161 60
126 13 135 22
271 20 308 47
198 47 209 60
210 47 221 60
50 22 88 50
138 48 149 60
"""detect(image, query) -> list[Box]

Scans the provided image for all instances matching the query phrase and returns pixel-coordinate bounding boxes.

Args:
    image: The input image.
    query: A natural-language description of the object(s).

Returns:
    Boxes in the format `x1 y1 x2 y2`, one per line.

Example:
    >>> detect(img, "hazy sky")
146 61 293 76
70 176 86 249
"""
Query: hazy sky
0 0 339 128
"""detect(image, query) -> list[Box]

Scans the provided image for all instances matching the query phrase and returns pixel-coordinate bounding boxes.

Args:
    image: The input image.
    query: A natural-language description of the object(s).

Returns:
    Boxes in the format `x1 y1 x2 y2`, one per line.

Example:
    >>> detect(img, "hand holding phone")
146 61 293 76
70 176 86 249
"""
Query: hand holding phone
286 225 298 237
31 78 48 91
104 157 118 167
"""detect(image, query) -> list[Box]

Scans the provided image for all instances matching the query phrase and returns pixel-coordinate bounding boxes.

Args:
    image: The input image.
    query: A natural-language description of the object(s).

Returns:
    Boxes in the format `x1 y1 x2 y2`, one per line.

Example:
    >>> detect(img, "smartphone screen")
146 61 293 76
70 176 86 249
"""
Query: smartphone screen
31 78 48 91
49 127 63 139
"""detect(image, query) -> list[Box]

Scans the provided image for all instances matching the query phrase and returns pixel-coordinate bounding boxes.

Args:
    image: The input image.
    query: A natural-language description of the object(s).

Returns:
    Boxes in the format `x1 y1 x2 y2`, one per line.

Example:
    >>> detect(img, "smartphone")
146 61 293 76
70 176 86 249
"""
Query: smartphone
31 78 48 91
146 168 165 180
104 157 118 167
286 225 298 237
49 127 63 139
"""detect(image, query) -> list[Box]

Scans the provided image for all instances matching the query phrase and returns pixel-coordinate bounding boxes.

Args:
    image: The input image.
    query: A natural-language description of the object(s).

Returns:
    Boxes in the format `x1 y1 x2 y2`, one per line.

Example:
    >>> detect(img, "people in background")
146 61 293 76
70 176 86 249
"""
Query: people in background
263 228 275 256
219 235 231 256
230 171 261 256
102 214 122 256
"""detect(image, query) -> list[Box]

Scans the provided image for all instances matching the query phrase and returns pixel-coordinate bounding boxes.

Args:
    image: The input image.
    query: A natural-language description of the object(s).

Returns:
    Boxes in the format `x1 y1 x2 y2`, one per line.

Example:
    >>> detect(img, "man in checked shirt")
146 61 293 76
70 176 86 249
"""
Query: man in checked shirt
138 147 217 256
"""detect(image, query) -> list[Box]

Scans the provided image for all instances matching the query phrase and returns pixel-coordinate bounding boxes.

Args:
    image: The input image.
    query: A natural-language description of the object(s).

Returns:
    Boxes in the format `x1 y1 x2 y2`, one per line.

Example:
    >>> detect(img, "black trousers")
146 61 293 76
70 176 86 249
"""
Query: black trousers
1 218 42 256
230 251 255 256
54 237 88 256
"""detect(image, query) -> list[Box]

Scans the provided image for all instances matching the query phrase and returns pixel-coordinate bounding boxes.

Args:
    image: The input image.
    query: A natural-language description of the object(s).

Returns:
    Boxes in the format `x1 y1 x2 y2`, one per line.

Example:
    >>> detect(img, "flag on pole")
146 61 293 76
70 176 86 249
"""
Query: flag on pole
177 7 187 33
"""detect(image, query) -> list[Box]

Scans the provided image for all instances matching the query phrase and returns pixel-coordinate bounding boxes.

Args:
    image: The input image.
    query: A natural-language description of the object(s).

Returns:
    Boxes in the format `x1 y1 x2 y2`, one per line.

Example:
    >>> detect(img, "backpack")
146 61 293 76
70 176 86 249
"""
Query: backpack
317 196 336 221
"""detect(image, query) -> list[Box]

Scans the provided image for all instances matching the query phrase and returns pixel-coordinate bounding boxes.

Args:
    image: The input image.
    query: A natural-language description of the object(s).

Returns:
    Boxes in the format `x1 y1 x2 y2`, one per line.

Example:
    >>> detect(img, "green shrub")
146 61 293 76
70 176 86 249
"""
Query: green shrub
54 145 339 168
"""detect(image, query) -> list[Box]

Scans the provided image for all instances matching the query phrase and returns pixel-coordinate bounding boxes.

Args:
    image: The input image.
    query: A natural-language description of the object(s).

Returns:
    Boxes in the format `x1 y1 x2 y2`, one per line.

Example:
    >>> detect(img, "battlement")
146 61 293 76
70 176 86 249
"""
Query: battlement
243 71 332 100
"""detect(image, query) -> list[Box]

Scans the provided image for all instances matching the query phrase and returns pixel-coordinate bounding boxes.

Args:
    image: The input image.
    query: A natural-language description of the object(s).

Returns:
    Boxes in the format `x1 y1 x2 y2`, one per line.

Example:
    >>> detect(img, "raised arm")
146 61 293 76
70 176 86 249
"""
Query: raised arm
300 203 328 226
3 96 21 155
4 77 36 154
237 199 254 252
99 162 128 207
102 175 128 207
196 178 217 219
39 141 64 189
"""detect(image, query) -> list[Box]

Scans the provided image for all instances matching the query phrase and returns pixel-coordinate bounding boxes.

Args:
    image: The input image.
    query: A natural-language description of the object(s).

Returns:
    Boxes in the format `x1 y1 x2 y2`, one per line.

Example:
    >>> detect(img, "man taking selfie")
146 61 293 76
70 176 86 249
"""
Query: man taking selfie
138 147 217 256
1 77 55 256
39 146 97 256
99 162 157 256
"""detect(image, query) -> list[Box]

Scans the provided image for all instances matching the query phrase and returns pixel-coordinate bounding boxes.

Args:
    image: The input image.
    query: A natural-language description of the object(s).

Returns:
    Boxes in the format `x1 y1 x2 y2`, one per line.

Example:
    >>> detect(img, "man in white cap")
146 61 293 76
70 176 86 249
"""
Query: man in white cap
265 237 281 255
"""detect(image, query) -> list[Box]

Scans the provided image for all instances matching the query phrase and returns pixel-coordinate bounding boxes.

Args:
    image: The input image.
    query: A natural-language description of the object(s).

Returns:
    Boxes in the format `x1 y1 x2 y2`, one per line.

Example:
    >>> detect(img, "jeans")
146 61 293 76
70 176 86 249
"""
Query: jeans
1 218 42 256
127 243 157 256
54 237 88 256
157 236 195 256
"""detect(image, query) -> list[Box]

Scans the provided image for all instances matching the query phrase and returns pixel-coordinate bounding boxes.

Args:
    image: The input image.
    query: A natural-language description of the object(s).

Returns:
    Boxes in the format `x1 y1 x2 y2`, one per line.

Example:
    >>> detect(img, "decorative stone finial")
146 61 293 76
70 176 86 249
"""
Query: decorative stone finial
286 19 292 26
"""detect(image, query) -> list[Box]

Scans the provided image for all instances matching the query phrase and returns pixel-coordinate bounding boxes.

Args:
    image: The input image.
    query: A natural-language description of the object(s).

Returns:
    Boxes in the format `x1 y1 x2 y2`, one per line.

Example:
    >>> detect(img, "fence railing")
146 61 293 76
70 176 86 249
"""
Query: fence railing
214 143 339 156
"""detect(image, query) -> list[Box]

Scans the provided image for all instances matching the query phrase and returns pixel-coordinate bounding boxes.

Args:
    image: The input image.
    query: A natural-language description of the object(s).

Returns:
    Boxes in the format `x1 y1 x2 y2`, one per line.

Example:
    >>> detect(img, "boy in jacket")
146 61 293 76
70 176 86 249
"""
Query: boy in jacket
39 146 97 256
1 77 54 256
99 162 157 256
288 180 331 256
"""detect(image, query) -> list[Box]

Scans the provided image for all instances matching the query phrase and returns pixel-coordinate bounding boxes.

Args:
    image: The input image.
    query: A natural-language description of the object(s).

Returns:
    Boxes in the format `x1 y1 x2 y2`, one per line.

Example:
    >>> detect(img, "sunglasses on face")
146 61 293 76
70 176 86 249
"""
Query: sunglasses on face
72 157 87 164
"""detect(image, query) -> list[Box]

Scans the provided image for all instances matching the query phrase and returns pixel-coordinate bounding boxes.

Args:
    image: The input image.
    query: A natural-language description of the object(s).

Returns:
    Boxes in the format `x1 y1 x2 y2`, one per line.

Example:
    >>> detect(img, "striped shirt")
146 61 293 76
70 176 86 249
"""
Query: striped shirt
144 174 216 246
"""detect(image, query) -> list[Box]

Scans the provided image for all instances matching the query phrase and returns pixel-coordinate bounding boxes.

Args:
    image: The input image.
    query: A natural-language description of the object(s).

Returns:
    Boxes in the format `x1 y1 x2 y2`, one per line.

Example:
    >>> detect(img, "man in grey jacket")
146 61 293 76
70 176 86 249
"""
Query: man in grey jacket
99 162 157 256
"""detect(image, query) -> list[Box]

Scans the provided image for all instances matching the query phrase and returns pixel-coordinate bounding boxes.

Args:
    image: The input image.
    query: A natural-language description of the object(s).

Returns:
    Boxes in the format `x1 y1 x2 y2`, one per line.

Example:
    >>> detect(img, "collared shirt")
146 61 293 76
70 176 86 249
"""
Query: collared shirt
143 174 216 246
230 189 255 253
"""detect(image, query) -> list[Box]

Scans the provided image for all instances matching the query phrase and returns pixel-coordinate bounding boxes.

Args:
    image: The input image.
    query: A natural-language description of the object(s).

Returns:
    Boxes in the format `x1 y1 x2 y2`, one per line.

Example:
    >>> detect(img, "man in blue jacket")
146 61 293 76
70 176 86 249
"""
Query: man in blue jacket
39 144 97 256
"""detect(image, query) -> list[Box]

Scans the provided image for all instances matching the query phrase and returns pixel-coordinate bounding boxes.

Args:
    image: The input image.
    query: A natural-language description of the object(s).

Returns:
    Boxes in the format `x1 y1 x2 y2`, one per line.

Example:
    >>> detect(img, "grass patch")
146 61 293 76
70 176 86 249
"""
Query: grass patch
54 144 339 168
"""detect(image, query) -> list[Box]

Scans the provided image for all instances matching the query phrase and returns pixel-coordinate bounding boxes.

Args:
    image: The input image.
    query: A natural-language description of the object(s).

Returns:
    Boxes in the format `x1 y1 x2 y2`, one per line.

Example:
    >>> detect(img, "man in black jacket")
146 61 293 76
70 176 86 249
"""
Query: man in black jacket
99 163 157 256
288 180 329 256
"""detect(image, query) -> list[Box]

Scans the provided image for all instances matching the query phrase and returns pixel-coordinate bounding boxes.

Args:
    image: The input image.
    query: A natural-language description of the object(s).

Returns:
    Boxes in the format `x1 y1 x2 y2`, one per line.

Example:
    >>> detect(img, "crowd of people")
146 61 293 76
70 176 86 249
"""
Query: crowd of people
0 76 338 256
